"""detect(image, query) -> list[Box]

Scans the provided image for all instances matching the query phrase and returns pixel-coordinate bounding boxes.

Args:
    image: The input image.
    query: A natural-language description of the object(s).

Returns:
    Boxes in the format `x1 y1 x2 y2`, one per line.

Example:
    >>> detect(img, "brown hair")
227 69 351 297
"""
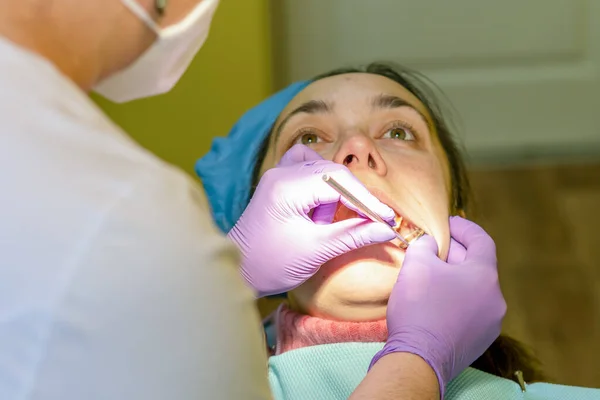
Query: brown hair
251 62 545 383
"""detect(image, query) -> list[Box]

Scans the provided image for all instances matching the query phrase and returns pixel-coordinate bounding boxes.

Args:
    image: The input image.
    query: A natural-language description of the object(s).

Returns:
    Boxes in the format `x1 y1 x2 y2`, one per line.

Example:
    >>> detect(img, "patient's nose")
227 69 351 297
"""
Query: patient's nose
332 134 387 176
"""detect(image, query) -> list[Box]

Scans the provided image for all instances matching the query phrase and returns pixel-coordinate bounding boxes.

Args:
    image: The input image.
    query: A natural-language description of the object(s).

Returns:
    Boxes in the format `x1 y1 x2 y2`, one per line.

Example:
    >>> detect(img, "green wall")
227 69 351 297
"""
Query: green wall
92 0 273 176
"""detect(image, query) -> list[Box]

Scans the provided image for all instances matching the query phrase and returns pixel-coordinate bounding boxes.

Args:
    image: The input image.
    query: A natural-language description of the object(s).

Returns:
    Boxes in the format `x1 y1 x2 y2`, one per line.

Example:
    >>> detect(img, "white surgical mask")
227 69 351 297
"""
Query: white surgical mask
94 0 219 103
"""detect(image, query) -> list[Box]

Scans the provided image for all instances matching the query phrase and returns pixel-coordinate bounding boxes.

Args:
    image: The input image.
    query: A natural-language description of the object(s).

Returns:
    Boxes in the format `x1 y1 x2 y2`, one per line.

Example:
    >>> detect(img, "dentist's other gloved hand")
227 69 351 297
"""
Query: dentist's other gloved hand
229 145 397 298
371 216 506 399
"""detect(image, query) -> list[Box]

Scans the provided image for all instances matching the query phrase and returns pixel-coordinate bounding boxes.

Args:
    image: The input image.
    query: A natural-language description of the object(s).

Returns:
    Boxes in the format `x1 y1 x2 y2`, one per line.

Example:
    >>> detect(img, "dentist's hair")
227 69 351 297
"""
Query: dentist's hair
251 62 545 383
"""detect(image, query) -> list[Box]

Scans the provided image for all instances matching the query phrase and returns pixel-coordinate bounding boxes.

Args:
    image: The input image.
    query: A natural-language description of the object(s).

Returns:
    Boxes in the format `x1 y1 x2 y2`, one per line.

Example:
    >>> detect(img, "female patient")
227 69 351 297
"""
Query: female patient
198 63 544 398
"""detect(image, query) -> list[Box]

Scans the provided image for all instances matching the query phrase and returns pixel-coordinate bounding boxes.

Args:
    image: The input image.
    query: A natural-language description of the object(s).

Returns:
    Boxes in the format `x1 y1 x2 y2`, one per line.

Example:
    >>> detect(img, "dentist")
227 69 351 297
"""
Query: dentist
0 1 505 399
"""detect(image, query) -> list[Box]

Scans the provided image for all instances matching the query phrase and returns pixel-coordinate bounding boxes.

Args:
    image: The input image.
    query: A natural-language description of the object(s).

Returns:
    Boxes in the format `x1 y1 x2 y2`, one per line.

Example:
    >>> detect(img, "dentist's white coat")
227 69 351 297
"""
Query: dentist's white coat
0 37 270 400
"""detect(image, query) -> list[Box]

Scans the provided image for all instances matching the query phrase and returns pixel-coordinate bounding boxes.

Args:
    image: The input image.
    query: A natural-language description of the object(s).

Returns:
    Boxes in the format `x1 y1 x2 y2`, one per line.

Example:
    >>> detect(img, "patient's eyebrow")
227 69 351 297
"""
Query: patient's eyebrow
371 94 429 125
274 100 333 143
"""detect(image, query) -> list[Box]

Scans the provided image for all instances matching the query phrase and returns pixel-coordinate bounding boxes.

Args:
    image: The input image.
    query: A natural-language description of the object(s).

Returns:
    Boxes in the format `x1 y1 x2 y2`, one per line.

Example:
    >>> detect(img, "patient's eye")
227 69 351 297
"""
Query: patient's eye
295 132 322 146
382 124 415 141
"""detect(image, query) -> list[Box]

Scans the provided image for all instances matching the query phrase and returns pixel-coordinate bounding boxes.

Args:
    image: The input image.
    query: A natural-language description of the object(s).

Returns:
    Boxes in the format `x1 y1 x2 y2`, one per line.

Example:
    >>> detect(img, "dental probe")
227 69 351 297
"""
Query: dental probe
322 174 410 246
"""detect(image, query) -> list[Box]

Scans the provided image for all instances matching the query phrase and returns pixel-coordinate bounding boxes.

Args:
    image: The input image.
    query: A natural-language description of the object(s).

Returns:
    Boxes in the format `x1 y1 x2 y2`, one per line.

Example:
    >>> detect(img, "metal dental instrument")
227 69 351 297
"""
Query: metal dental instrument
322 174 410 247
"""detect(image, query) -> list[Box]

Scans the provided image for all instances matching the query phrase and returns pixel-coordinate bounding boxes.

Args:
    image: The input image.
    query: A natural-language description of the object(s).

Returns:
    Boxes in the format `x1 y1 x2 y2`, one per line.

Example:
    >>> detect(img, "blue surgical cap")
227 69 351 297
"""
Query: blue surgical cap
195 81 311 234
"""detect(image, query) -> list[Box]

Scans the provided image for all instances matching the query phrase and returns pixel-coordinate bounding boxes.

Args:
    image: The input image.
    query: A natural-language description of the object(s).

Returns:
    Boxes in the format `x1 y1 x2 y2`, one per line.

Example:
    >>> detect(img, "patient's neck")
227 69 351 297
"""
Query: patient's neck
274 304 388 355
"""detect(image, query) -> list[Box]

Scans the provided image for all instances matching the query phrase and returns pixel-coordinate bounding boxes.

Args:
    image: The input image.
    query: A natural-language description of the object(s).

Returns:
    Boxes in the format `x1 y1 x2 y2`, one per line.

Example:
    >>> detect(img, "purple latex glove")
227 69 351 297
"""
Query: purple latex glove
229 144 397 297
370 216 506 399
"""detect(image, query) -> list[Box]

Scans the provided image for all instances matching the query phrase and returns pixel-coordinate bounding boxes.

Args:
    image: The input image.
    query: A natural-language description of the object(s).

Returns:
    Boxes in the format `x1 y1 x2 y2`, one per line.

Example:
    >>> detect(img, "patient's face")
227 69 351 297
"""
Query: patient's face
259 73 453 321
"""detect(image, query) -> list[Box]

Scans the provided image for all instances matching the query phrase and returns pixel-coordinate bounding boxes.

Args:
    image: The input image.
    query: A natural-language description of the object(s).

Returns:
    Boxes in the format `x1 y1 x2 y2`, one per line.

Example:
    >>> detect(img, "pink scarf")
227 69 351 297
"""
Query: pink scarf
269 304 388 355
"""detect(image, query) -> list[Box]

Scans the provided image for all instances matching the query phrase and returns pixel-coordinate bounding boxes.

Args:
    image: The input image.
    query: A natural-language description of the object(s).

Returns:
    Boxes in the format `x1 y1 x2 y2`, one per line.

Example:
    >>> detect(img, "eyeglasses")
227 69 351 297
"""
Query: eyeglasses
155 0 167 16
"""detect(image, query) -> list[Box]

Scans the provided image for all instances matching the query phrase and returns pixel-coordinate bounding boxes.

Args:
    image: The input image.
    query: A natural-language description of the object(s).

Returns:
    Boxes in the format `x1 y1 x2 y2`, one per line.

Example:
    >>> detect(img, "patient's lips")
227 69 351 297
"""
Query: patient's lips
332 202 424 249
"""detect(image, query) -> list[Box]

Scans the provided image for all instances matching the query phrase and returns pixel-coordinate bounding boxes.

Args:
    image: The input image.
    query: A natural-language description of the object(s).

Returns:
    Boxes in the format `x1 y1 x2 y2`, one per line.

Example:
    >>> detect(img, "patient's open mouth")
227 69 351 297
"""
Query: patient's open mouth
331 201 424 249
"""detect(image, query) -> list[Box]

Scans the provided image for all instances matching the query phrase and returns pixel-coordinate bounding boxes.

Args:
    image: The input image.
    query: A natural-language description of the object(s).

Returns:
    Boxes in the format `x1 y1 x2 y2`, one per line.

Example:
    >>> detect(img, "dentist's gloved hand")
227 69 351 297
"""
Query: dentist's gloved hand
229 144 397 297
371 216 506 399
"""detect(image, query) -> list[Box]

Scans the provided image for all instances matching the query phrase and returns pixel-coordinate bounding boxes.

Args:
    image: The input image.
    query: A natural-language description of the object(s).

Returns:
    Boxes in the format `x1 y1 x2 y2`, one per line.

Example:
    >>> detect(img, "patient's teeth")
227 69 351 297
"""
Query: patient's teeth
380 202 425 248
394 215 403 230
393 213 425 248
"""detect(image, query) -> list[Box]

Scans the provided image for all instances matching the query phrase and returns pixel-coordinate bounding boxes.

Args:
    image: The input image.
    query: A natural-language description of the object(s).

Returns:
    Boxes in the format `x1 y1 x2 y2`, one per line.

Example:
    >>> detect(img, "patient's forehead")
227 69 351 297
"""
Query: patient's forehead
275 73 433 126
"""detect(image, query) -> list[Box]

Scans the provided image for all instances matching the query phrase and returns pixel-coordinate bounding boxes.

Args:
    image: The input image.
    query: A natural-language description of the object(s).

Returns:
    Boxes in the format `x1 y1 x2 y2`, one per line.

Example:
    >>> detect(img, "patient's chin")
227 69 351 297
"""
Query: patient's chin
324 261 399 300
318 264 398 321
290 244 404 322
